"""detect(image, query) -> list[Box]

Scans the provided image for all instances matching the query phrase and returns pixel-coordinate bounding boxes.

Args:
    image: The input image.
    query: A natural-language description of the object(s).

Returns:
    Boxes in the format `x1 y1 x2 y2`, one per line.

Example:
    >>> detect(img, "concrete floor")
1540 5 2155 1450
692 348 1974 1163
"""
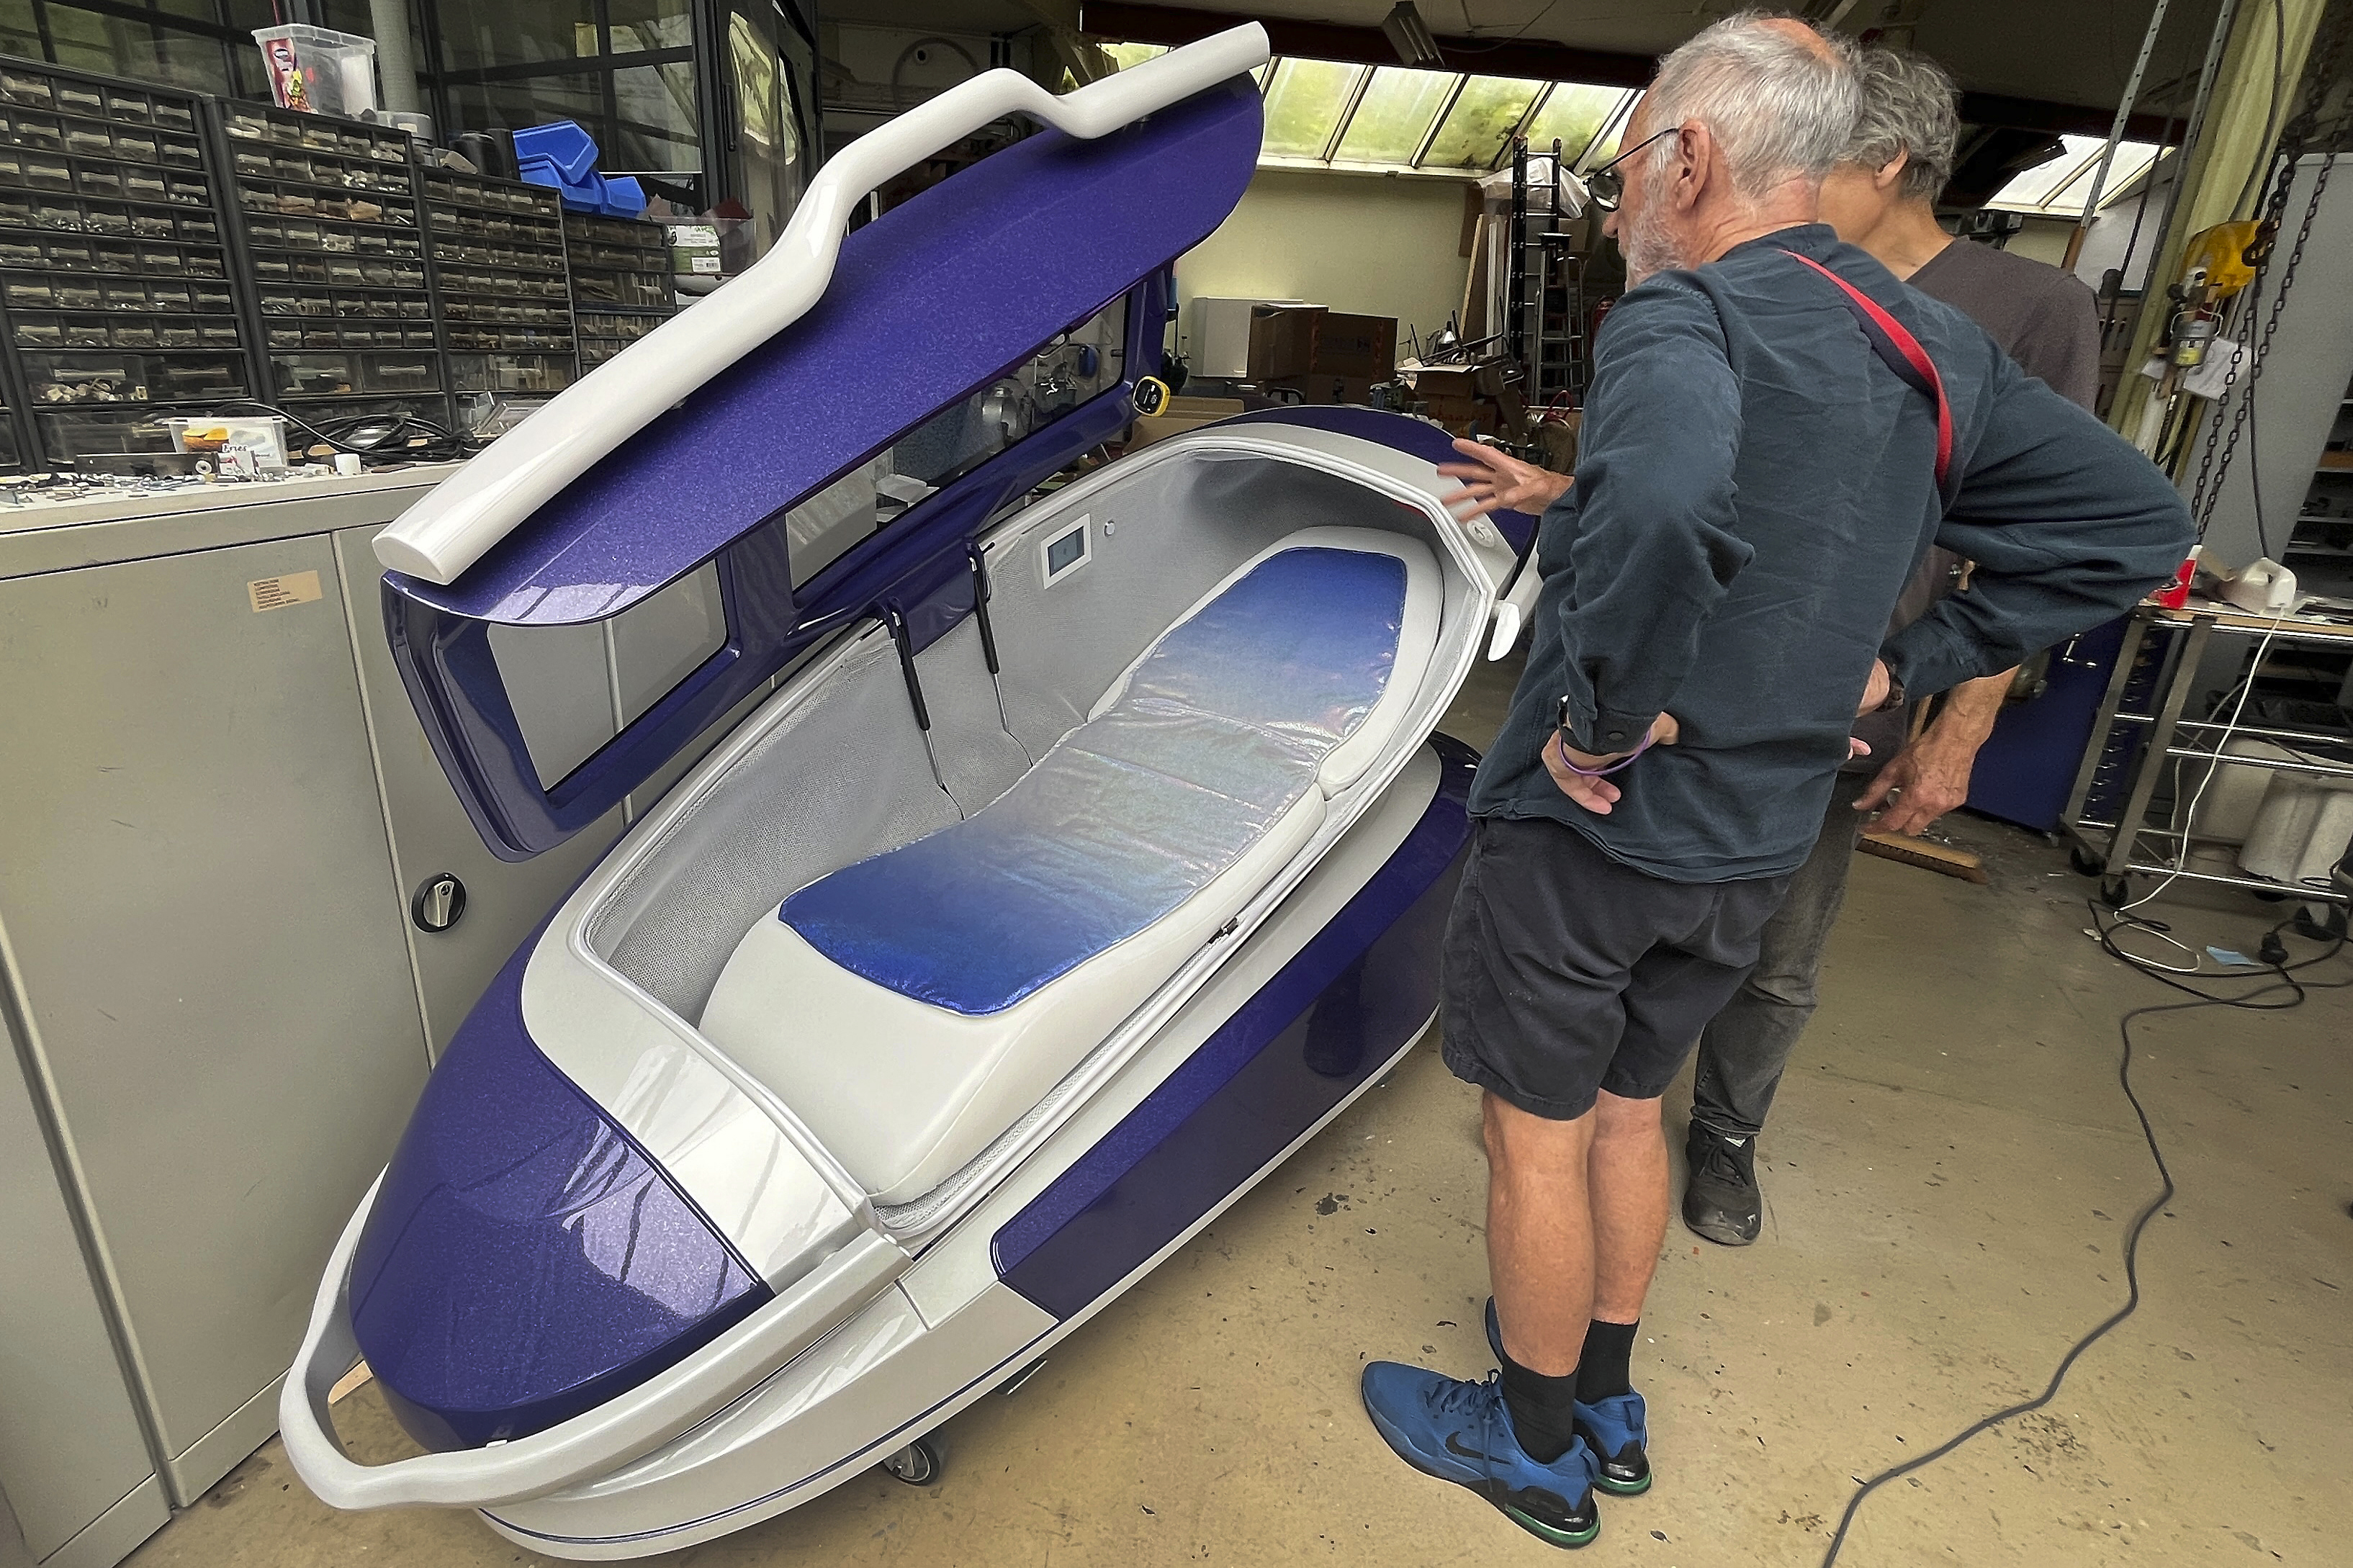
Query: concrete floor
128 656 2352 1568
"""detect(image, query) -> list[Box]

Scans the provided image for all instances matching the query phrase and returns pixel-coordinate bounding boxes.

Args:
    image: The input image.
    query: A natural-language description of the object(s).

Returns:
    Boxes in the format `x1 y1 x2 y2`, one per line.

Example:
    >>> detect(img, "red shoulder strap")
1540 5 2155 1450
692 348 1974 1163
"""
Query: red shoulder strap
1780 249 1955 500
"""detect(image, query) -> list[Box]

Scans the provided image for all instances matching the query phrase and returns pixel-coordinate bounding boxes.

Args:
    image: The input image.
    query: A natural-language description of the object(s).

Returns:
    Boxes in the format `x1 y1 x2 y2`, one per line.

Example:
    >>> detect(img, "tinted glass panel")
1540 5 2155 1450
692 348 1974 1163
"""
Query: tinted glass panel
606 0 691 53
432 0 594 71
1333 66 1454 166
1422 76 1542 168
447 71 607 145
787 298 1128 587
611 60 698 170
1259 57 1362 160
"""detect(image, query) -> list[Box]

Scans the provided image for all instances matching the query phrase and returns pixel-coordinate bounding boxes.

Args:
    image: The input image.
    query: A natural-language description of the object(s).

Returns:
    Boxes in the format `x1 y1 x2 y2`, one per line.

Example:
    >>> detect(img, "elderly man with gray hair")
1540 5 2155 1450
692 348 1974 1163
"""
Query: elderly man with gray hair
1681 45 2109 1249
1363 14 2189 1549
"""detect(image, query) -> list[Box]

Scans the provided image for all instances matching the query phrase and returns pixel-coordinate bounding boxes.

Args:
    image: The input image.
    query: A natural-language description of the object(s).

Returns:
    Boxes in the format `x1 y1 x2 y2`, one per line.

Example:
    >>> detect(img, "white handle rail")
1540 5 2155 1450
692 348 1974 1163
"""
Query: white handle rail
279 1177 906 1510
373 24 1271 586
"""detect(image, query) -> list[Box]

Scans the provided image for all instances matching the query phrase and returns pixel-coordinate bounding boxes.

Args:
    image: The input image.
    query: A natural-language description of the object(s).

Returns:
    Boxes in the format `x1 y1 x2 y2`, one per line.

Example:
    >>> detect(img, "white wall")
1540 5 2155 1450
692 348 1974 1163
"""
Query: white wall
1174 168 1472 361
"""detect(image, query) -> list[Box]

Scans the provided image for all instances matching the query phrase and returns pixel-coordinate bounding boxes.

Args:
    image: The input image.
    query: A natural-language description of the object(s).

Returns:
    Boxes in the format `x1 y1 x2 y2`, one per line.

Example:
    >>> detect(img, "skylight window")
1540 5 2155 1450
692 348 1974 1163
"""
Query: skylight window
1421 76 1545 168
1986 135 2168 215
1098 44 1645 179
1260 57 1368 159
1333 65 1458 166
1520 82 1627 166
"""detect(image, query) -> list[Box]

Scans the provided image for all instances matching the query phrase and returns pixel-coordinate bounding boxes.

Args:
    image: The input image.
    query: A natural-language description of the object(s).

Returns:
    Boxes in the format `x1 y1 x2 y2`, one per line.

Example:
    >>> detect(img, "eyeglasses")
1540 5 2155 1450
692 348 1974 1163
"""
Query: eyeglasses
1583 125 1685 212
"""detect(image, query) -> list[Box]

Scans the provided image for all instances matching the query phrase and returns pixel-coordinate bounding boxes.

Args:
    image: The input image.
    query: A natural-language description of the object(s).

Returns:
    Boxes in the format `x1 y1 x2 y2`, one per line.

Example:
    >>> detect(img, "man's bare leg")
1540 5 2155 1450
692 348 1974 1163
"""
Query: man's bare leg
1483 1090 1597 1376
1588 1089 1668 1325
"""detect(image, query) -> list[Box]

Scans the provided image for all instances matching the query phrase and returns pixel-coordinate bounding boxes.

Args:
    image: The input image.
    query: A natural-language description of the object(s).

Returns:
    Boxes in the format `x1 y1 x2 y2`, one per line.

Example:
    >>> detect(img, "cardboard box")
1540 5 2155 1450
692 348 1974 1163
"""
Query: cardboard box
1195 296 1310 379
1247 304 1326 381
1313 312 1397 381
1128 395 1245 449
1265 373 1378 407
1411 360 1506 400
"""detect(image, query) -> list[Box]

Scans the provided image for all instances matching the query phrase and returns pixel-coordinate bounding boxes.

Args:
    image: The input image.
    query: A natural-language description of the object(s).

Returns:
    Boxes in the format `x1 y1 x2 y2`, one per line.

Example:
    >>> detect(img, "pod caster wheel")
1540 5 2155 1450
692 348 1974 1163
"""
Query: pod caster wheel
881 1435 944 1487
2098 875 2132 909
2069 844 2103 877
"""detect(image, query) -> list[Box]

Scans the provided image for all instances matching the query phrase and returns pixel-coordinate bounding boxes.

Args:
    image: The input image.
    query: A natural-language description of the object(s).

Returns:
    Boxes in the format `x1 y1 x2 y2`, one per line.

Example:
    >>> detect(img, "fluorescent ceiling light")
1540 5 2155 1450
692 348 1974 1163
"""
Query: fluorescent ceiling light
1381 2 1444 70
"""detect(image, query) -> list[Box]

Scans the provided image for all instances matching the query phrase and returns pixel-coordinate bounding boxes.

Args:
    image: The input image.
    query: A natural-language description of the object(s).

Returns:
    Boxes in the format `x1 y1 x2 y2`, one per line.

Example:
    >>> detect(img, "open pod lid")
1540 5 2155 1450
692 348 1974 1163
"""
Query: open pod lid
376 27 1268 626
377 27 1270 860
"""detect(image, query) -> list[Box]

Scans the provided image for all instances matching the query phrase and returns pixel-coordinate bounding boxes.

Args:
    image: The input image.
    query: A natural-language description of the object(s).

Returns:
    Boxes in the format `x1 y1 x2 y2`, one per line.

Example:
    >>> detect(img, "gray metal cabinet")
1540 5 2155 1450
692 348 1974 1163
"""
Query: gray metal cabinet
0 532 431 1508
0 474 713 1566
0 1024 167 1568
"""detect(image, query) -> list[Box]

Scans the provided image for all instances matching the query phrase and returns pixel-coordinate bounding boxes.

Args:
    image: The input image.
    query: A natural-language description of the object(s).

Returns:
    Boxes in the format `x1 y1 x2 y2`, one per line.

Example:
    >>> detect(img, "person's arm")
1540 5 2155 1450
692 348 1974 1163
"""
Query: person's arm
1851 668 2011 834
1881 363 2191 701
1548 278 1753 758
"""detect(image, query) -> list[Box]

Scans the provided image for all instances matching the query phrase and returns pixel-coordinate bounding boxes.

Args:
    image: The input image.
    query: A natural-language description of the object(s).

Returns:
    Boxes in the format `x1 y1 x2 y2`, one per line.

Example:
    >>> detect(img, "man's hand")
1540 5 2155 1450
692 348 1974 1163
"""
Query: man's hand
1853 734 1975 836
1855 657 1891 716
1542 713 1680 814
1852 667 2008 836
1438 438 1572 521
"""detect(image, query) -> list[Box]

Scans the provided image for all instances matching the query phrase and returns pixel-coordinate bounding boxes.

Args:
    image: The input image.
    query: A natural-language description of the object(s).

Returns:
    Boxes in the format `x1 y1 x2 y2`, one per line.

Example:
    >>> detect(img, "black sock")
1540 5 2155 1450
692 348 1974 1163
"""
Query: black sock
1495 1339 1582 1464
1575 1319 1639 1404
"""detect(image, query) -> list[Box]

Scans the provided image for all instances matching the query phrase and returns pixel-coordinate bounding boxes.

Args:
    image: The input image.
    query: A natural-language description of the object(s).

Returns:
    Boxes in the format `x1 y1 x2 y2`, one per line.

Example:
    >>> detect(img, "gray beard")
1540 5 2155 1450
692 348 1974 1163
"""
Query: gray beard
1619 163 1691 285
1620 202 1688 286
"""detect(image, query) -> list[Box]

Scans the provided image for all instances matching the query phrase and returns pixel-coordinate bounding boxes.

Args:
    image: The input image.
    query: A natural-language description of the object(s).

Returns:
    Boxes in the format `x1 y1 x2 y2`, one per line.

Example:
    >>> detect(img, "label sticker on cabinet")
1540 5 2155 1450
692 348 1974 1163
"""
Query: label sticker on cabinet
248 570 323 613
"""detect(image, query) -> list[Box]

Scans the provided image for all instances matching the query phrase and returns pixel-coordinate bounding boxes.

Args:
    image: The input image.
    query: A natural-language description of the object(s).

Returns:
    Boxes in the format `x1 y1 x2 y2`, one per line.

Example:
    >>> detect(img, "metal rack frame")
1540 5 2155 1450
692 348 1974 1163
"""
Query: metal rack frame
0 55 257 469
2063 600 2353 908
200 94 452 428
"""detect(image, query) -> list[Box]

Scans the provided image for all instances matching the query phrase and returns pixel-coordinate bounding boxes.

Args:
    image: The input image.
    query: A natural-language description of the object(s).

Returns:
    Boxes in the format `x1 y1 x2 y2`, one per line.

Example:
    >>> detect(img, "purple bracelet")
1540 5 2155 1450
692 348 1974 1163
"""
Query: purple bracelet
1555 728 1655 777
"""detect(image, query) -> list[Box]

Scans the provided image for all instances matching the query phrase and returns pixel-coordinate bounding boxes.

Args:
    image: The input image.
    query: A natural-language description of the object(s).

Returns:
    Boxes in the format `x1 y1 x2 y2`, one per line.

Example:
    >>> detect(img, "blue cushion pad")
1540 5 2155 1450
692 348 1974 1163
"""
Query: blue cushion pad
779 546 1408 1015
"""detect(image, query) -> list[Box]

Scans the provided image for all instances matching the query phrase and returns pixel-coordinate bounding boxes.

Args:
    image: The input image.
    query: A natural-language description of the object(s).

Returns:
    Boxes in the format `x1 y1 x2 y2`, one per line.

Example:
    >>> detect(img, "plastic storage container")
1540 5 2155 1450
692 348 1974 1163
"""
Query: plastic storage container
514 120 647 217
163 413 288 469
252 25 378 120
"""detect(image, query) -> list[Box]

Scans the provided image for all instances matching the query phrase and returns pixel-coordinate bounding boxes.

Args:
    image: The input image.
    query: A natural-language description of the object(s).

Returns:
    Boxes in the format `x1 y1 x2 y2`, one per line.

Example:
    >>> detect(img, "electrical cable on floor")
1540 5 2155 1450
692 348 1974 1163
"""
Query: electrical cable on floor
1816 916 2347 1568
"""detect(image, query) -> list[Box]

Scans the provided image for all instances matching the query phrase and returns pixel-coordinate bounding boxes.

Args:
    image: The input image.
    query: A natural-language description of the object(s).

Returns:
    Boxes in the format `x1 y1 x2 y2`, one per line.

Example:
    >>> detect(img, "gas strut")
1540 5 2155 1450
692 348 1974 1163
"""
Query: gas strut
967 543 1029 759
883 603 950 798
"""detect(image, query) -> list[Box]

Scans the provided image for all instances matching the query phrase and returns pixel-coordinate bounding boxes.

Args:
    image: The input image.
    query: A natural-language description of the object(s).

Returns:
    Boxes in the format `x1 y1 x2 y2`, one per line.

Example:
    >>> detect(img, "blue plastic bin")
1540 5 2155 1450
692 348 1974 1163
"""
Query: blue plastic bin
512 120 598 182
598 176 646 218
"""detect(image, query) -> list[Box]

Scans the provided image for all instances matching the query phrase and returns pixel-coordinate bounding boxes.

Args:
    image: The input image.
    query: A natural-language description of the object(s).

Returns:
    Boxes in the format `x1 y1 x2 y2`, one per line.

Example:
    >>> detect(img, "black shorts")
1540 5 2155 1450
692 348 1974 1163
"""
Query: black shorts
1441 815 1792 1120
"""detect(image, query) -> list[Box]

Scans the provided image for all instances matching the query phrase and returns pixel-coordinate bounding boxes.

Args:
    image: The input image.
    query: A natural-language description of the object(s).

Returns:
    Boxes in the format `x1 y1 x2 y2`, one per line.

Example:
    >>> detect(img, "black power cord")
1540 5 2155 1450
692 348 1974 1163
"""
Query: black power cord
1817 914 2348 1568
212 397 483 467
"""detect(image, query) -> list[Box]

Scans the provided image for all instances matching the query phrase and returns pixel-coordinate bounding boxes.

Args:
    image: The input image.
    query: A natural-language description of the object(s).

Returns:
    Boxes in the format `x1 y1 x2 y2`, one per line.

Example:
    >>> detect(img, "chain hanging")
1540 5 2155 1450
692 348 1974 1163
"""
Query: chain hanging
2182 0 2353 533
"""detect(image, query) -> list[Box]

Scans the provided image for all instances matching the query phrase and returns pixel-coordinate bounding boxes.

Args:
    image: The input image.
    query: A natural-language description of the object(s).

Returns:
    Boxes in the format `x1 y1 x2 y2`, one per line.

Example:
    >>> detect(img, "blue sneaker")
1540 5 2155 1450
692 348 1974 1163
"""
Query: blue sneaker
1485 1297 1652 1496
1359 1361 1601 1548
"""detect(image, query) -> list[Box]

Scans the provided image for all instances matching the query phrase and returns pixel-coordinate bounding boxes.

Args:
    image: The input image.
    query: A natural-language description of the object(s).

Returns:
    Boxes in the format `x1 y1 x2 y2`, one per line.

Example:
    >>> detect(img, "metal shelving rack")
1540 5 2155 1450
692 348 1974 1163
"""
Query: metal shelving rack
1505 138 1590 420
562 210 675 369
205 98 446 425
2063 600 2353 916
0 60 256 469
418 166 579 404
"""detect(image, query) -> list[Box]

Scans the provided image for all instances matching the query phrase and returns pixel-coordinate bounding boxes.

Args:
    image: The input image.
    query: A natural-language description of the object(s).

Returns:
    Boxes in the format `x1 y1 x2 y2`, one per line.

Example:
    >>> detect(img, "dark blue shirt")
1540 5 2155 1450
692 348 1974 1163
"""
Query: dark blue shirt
1469 224 2192 881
